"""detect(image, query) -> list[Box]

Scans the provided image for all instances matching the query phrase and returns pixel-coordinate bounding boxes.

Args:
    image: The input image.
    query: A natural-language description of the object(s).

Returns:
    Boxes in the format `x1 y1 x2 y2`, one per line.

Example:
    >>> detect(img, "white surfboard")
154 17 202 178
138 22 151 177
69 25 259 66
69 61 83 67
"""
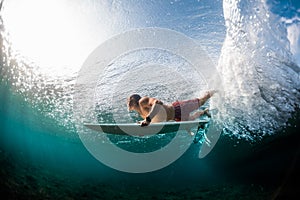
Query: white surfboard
84 119 210 136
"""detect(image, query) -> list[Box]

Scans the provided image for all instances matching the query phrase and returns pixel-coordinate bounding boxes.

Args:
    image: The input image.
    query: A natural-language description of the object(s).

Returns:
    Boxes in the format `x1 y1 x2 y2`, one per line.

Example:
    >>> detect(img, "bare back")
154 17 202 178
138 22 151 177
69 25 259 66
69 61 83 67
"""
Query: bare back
138 97 175 122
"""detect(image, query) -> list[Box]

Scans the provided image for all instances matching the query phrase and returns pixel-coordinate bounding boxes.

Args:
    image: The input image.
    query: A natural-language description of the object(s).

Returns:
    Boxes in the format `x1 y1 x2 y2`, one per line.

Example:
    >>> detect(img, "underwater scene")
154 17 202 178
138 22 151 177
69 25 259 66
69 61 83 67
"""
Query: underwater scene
0 0 299 199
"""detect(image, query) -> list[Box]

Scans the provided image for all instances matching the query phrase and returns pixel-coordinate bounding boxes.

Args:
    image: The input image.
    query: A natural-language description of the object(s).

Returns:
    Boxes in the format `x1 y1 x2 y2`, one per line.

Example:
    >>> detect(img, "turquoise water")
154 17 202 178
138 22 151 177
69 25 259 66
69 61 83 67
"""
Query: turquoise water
1 0 300 199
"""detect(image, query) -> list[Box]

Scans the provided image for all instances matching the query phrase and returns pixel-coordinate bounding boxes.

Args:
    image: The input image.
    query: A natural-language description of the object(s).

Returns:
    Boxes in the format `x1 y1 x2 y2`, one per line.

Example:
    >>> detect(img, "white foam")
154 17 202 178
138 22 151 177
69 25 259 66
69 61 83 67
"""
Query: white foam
218 0 300 137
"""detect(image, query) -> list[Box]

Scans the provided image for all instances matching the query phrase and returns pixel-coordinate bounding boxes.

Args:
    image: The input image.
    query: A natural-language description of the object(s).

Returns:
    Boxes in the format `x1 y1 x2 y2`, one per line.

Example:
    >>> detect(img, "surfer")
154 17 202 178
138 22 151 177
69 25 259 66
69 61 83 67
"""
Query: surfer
127 90 217 127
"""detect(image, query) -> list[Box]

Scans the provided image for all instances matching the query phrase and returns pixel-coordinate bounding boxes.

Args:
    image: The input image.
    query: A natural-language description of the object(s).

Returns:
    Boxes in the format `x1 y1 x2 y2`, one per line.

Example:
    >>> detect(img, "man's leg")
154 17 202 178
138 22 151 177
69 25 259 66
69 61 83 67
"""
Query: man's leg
180 90 217 121
189 108 210 120
188 90 217 120
198 90 217 107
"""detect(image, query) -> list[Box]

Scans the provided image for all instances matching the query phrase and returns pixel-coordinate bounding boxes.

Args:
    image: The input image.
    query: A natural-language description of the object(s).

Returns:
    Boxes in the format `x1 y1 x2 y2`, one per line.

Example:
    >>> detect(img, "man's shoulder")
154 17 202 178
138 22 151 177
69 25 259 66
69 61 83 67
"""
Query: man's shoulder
139 96 150 104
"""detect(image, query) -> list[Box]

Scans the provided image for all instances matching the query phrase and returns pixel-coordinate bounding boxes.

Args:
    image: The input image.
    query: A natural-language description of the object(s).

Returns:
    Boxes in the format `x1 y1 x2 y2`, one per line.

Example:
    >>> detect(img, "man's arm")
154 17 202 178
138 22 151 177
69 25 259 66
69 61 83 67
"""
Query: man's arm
140 98 163 127
148 99 163 119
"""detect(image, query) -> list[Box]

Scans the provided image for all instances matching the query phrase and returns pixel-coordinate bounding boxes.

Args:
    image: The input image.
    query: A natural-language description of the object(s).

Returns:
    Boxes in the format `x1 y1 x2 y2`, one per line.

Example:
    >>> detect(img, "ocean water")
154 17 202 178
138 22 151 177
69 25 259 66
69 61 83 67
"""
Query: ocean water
0 0 299 199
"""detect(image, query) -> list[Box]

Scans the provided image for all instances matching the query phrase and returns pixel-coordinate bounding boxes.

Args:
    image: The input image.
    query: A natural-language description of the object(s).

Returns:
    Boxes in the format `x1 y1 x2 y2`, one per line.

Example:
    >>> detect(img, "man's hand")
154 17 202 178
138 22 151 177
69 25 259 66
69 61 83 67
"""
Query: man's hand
140 119 150 127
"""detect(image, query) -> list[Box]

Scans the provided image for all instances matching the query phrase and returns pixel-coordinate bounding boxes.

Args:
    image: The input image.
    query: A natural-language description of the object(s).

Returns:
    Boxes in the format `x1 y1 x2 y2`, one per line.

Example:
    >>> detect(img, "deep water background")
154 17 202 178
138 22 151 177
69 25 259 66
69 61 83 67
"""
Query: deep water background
1 0 300 199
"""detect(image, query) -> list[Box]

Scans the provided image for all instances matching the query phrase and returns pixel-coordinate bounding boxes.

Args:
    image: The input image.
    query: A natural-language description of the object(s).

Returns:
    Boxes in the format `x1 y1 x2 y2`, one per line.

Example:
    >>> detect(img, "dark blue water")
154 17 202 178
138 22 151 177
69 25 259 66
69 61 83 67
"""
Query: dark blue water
1 0 300 199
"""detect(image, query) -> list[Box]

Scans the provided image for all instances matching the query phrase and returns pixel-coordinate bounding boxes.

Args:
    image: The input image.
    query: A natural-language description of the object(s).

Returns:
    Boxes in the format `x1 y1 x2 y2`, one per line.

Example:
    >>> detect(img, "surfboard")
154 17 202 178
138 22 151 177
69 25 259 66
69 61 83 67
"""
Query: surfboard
84 119 210 136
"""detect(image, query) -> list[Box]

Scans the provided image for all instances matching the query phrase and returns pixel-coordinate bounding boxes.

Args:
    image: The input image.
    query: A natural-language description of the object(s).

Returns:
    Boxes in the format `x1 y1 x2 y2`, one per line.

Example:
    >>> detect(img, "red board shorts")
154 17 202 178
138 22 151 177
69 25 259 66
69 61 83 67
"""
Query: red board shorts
172 98 200 121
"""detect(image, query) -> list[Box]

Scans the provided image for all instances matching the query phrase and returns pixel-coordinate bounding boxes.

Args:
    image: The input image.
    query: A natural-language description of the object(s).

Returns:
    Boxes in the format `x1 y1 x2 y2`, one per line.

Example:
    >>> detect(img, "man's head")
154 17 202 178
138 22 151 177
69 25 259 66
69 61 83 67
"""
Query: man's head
127 94 141 111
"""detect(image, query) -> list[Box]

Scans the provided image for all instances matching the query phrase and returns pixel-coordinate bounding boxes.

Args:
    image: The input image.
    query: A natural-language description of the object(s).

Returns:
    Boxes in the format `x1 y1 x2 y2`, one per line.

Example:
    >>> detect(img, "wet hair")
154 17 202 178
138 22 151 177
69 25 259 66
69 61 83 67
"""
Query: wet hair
128 94 141 107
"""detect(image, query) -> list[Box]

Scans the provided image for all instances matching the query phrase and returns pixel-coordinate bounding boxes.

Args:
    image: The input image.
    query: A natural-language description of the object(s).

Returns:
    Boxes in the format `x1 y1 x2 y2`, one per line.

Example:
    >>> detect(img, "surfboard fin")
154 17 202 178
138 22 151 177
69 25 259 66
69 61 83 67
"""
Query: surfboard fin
203 133 211 146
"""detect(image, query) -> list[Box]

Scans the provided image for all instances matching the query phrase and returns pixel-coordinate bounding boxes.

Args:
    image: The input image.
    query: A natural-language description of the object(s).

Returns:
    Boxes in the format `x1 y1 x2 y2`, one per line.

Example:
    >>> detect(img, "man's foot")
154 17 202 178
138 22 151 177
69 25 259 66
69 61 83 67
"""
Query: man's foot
208 89 218 98
203 108 211 118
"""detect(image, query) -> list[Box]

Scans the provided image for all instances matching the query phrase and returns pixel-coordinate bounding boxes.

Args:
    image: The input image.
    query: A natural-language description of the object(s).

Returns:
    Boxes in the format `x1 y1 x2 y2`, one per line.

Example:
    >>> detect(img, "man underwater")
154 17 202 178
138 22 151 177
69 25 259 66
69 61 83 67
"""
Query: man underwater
127 90 217 127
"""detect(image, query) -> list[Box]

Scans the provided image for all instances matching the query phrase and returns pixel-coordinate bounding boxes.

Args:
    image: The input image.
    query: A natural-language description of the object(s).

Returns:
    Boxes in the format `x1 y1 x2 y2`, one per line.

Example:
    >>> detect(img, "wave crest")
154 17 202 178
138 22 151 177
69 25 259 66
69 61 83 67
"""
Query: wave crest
218 0 300 138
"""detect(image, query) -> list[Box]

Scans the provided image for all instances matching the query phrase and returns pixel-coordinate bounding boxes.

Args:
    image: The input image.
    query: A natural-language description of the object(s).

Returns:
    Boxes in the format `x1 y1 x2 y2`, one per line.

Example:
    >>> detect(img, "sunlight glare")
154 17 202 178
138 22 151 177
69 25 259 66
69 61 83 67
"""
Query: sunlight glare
3 0 106 76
